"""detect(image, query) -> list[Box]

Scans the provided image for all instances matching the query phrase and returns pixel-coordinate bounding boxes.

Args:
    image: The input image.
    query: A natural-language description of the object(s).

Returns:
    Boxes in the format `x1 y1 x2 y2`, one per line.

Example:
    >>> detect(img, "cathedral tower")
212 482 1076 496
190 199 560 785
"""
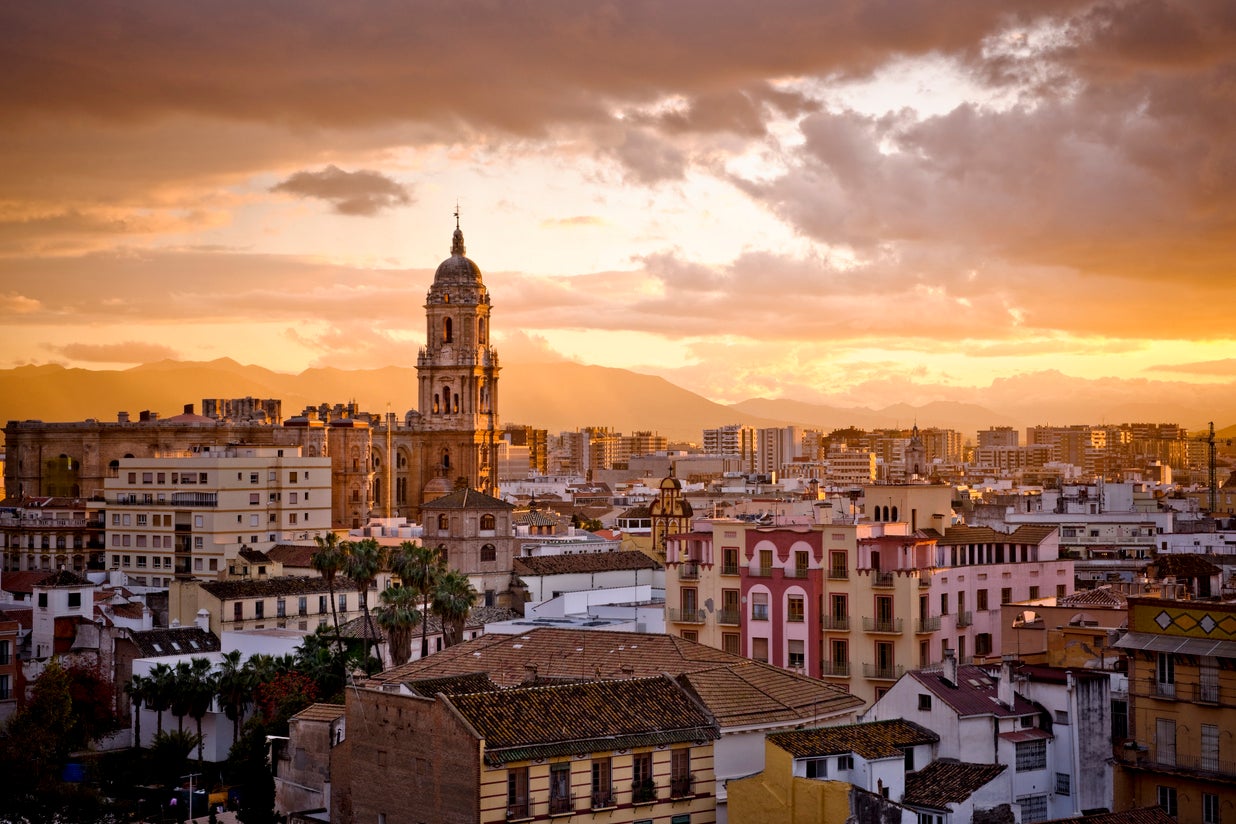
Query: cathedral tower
416 220 500 500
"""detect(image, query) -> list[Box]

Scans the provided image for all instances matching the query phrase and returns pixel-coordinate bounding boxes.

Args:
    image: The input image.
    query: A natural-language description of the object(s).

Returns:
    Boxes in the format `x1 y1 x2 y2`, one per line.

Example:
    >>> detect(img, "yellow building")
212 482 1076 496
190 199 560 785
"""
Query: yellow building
1115 597 1236 824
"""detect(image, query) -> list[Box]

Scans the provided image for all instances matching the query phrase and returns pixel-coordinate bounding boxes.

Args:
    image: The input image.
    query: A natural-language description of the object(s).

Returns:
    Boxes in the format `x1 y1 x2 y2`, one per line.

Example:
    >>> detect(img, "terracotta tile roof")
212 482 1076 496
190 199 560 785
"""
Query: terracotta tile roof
769 719 938 760
337 606 519 640
267 544 318 568
422 488 514 511
1041 808 1177 824
936 525 1057 546
126 626 221 657
370 628 862 729
108 602 146 620
444 675 717 766
406 672 499 697
238 546 272 563
38 569 92 587
0 607 33 630
617 505 652 518
998 727 1052 743
1 571 51 595
1150 553 1221 578
908 664 1039 718
1057 586 1127 608
291 703 346 723
902 759 1006 808
200 576 362 600
513 550 661 576
513 511 563 527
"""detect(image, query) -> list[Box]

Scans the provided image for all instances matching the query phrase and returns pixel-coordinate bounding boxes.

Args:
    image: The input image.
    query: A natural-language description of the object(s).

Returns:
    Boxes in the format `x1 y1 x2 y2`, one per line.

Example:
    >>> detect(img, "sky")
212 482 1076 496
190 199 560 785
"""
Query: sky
2 0 1235 409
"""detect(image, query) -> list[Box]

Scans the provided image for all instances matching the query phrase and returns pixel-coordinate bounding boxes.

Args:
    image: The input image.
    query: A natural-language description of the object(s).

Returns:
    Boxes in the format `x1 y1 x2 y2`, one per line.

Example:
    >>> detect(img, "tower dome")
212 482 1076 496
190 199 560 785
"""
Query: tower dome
429 224 487 302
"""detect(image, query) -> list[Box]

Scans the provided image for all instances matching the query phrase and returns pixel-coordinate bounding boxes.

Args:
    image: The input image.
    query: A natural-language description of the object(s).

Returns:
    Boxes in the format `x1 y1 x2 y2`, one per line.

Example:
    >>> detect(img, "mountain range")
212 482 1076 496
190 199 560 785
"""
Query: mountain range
1 359 1234 445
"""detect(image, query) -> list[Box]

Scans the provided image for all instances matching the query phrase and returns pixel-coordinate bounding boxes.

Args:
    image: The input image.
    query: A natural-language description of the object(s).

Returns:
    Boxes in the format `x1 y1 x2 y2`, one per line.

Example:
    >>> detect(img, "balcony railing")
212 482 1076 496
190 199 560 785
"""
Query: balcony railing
721 564 739 576
548 793 574 815
1147 678 1177 700
506 801 530 820
670 774 695 798
820 660 850 677
915 616 941 633
678 562 700 580
632 780 658 804
717 609 741 625
919 575 932 588
871 571 895 588
750 566 775 578
956 610 973 628
821 614 850 631
1120 747 1236 780
667 607 706 624
786 567 810 579
591 787 616 810
863 663 905 680
828 568 849 580
862 617 904 634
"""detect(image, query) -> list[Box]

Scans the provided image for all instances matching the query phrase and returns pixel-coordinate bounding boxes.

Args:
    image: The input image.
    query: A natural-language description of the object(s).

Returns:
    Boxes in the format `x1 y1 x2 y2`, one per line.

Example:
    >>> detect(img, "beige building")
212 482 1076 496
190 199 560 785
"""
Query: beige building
103 446 331 586
170 574 384 634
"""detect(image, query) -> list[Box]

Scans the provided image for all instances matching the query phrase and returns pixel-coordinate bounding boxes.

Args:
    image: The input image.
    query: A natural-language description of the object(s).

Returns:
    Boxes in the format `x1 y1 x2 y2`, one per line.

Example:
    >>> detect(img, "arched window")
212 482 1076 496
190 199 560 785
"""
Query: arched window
442 384 451 413
891 506 899 522
480 514 496 531
438 514 449 531
433 393 440 414
481 543 496 562
478 318 487 344
442 451 451 470
453 392 460 413
443 317 453 343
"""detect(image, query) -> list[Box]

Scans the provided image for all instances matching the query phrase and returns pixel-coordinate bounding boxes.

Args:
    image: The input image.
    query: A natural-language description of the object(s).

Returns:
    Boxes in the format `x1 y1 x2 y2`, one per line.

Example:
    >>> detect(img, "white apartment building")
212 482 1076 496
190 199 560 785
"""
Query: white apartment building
104 446 331 586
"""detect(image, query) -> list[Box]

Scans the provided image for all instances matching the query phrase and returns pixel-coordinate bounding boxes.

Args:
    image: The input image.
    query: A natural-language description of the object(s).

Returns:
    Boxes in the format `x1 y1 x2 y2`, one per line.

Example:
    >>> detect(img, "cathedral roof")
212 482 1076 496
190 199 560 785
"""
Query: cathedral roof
430 224 487 299
422 487 514 511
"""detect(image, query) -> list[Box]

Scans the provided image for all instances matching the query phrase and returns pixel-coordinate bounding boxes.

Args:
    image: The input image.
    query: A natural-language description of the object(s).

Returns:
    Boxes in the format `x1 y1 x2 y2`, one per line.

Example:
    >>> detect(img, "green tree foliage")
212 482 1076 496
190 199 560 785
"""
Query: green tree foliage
146 729 202 790
432 569 479 648
391 540 447 658
343 538 387 662
254 670 319 734
312 531 347 654
375 584 421 666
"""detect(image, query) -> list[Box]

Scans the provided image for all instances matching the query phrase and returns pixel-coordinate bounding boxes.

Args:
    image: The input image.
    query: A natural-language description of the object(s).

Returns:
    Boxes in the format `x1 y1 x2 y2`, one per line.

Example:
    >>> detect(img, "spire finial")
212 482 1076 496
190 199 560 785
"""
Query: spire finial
451 202 466 256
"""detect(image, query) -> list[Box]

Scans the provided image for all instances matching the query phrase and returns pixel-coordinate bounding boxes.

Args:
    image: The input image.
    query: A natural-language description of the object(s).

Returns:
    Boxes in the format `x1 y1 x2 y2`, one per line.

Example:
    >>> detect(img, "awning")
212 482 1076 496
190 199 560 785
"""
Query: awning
1114 631 1236 658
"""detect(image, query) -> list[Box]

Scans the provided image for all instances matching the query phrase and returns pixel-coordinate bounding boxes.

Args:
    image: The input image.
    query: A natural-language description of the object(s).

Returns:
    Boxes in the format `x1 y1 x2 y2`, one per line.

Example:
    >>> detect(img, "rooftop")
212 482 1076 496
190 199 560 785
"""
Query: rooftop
513 550 661 576
908 664 1039 718
902 759 1006 808
769 719 938 760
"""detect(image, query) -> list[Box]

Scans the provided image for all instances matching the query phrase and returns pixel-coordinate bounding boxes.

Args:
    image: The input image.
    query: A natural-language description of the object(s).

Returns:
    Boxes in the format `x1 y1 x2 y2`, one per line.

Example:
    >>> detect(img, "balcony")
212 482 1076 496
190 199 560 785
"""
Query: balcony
670 774 695 798
919 575 932 588
632 779 658 805
720 564 740 576
862 617 904 634
591 787 616 810
820 660 850 677
785 567 810 579
821 614 850 631
717 609 741 625
1118 747 1236 781
871 571 895 588
506 801 531 820
863 663 905 680
548 793 574 816
677 562 700 580
915 616 941 633
667 607 706 624
750 566 775 578
828 568 849 580
956 610 973 628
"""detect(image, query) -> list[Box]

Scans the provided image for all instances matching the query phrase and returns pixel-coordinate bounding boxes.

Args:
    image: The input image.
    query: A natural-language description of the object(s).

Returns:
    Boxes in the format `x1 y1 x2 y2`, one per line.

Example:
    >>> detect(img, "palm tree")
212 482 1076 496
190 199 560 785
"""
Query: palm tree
124 673 148 749
432 569 479 648
146 663 174 736
184 657 218 765
345 538 387 663
312 531 347 653
375 585 421 667
216 650 252 744
170 660 195 733
391 541 446 659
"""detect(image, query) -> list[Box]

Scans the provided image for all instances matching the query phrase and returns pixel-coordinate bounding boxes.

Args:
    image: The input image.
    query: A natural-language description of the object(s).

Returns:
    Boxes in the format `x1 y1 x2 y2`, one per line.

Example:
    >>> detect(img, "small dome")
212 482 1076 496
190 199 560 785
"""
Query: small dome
432 226 484 289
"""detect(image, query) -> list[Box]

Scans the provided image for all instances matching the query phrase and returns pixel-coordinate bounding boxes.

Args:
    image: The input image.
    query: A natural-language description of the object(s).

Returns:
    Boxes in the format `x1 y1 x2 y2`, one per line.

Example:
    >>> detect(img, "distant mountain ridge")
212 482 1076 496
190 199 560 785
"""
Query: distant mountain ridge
0 359 1232 445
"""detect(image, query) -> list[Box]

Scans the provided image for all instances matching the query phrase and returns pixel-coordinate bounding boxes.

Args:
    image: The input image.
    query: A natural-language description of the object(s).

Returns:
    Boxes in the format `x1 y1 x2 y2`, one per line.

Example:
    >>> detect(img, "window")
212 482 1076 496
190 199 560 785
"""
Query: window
250 472 259 484
249 493 260 505
1001 587 1013 604
752 592 769 621
592 757 614 809
38 593 48 608
977 589 988 611
940 593 949 615
1204 792 1220 824
787 595 805 622
276 598 287 618
1016 739 1046 771
1056 772 1070 796
1111 698 1128 741
787 639 805 669
507 766 529 819
481 543 496 562
794 550 809 574
136 514 148 527
918 694 932 711
919 814 945 824
480 514 496 531
903 746 915 771
632 752 655 803
68 592 81 608
0 641 9 666
549 762 572 814
752 637 769 663
722 547 739 575
319 595 327 614
1020 795 1049 823
233 602 243 621
298 596 307 616
1157 653 1176 697
194 537 203 549
1029 586 1040 600
829 550 847 578
805 758 827 778
1203 723 1219 772
255 601 265 619
0 674 10 701
722 633 740 655
194 558 203 571
671 747 691 797
1157 786 1177 818
837 754 853 771
438 514 449 531
338 593 347 612
1056 584 1067 598
975 633 992 656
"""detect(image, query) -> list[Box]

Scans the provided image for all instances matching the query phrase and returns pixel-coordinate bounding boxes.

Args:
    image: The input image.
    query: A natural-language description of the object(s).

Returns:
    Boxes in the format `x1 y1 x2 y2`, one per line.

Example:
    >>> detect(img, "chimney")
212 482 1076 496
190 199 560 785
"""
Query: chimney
942 648 957 686
117 411 130 423
999 655 1017 709
183 403 194 415
195 608 211 632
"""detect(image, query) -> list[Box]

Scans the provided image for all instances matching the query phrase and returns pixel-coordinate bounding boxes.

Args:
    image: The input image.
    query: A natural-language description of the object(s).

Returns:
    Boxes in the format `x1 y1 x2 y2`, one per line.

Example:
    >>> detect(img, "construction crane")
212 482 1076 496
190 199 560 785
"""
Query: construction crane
1197 422 1233 513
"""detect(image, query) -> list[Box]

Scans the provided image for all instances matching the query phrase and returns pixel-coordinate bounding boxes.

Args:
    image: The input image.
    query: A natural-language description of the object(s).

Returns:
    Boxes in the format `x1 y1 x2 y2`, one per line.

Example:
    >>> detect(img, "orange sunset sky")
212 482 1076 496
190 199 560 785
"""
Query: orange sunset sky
1 1 1235 409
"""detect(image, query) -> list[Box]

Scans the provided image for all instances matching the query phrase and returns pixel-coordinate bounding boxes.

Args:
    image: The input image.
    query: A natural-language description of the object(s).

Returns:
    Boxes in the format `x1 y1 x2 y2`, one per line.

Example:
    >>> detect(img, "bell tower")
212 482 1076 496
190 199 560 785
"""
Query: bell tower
416 216 500 500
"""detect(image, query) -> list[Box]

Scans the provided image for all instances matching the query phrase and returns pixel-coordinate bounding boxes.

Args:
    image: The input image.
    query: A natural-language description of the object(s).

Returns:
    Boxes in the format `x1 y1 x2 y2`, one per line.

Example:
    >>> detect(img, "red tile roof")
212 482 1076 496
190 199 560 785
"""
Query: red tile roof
769 719 938 759
908 664 1039 718
903 759 1006 808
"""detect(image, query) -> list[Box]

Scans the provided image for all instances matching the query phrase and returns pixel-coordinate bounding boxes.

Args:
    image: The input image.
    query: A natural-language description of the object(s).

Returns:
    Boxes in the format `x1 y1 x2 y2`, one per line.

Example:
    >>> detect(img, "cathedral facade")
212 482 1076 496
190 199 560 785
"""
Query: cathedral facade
3 224 502 531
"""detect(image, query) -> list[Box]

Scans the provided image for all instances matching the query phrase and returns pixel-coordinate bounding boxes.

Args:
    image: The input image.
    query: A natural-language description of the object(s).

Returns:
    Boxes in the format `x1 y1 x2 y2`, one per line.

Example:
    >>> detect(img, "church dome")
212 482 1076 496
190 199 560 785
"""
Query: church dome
431 226 485 293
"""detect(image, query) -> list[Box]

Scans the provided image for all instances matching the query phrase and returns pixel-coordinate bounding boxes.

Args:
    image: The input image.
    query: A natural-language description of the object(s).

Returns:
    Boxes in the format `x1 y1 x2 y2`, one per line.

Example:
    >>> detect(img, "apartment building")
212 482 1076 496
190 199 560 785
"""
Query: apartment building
103 446 331 586
0 495 104 573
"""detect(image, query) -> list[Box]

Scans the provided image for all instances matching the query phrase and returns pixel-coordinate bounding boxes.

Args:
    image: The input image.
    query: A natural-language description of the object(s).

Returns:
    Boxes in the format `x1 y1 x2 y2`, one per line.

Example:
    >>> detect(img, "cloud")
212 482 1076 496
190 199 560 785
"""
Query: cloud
0 292 41 314
48 341 180 364
1146 358 1236 377
540 216 605 229
270 165 411 216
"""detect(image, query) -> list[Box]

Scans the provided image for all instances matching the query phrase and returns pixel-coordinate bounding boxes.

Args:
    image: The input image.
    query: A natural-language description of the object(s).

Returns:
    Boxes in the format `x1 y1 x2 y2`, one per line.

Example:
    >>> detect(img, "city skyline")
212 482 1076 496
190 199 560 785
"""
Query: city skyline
2 1 1235 410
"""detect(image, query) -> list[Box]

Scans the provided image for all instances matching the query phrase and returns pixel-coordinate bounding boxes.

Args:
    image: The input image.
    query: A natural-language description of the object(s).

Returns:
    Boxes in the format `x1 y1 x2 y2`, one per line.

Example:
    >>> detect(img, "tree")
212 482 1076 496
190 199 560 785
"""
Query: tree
146 729 202 791
125 673 148 749
375 585 420 667
184 657 219 765
312 531 347 653
64 662 119 744
391 540 446 658
170 660 194 733
226 721 276 824
216 650 252 744
146 662 175 736
344 538 387 662
433 569 479 647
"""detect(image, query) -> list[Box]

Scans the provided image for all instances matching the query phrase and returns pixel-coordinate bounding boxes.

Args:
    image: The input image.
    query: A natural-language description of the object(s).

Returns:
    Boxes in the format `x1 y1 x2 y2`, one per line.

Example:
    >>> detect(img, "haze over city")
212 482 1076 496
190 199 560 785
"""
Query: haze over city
2 1 1235 411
